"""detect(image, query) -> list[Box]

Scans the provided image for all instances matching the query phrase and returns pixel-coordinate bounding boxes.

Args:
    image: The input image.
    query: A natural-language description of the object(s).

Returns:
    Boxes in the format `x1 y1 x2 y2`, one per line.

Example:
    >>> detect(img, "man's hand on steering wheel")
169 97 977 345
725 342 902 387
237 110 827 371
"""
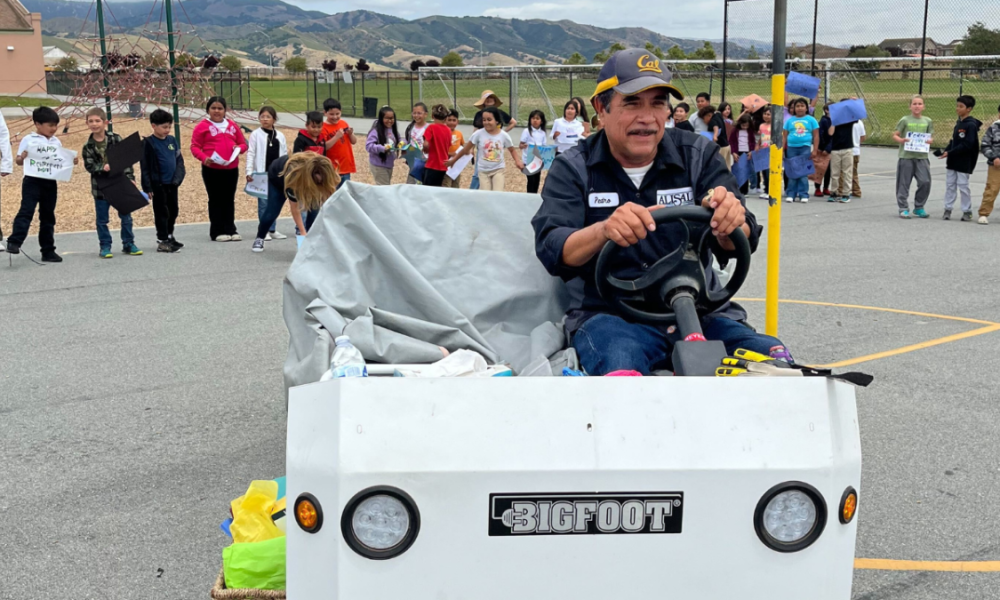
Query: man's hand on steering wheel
601 203 667 247
701 185 747 251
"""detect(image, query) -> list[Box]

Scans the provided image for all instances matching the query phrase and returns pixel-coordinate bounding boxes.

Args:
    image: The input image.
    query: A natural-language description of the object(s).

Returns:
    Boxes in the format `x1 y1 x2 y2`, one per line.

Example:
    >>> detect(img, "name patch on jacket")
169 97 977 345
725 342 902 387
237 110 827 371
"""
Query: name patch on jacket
657 187 695 207
589 192 620 208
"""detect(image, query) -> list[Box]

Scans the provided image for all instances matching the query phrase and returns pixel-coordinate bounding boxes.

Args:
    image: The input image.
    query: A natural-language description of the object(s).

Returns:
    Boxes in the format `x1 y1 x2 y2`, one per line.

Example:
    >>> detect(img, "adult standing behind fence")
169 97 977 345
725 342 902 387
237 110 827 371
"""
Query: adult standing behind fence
191 96 248 241
472 91 517 131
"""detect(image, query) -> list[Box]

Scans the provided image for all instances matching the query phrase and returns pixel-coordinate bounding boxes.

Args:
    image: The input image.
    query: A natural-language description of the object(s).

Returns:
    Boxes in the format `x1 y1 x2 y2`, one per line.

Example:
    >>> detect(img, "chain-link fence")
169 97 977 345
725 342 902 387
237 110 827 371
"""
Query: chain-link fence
722 0 1000 92
307 71 418 119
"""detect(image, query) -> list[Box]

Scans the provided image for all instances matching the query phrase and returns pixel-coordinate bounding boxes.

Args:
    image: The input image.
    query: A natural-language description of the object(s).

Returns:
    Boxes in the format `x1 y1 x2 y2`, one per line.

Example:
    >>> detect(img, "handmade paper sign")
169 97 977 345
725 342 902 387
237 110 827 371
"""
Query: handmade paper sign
785 71 821 99
245 172 268 198
829 99 867 126
24 145 76 182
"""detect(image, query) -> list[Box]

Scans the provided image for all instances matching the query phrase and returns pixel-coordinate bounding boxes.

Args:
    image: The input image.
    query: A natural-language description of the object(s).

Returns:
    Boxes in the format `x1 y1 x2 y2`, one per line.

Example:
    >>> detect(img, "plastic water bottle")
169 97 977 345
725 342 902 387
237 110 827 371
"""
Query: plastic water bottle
322 335 368 380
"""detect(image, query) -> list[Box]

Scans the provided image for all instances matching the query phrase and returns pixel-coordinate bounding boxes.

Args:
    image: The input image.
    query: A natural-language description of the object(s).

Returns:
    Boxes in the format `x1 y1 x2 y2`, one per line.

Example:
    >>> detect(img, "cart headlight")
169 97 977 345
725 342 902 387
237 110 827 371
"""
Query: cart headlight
754 482 827 552
342 486 420 560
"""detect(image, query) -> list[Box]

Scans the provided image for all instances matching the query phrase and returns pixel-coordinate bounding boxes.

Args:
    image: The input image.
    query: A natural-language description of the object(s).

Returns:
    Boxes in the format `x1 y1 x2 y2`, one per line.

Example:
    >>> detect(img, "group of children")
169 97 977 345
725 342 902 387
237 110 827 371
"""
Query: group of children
0 106 183 260
893 94 1000 223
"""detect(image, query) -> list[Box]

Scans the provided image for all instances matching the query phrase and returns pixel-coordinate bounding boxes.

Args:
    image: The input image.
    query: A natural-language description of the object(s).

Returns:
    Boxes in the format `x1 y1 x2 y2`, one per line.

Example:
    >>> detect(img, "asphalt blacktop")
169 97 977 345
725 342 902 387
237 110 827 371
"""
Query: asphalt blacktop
2 145 1000 599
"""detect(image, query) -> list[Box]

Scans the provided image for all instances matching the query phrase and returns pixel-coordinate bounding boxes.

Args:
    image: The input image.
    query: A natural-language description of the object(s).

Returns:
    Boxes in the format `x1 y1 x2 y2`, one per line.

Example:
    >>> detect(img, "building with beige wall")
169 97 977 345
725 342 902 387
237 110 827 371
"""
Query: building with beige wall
0 0 46 95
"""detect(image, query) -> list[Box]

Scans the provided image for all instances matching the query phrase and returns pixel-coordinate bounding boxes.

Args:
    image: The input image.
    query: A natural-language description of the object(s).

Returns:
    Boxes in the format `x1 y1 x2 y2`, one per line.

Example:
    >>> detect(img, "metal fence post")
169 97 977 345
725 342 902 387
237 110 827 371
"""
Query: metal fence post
569 71 573 100
721 0 729 102
509 71 514 115
810 0 819 74
959 68 964 96
918 0 929 94
453 72 458 110
386 73 390 108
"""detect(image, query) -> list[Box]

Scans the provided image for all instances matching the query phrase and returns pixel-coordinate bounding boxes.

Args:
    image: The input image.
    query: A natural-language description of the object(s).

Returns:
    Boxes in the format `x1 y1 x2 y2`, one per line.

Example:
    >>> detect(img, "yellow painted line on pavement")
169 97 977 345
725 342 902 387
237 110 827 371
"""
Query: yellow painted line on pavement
855 558 1000 572
734 298 1000 368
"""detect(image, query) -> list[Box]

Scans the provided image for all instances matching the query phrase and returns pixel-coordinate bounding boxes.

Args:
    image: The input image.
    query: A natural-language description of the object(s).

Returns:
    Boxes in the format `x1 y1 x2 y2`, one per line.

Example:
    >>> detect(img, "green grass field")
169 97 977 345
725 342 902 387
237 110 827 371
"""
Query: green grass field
0 96 62 109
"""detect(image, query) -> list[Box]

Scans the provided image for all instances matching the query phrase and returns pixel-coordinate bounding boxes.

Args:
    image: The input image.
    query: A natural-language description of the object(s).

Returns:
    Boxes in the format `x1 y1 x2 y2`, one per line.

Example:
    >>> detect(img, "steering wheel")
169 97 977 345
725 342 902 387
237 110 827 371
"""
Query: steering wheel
594 206 751 325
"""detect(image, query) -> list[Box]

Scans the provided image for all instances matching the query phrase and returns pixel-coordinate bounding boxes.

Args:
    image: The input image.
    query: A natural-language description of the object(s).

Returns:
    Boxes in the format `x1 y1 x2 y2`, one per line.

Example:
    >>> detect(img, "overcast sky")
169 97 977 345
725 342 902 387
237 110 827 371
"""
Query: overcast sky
289 0 991 47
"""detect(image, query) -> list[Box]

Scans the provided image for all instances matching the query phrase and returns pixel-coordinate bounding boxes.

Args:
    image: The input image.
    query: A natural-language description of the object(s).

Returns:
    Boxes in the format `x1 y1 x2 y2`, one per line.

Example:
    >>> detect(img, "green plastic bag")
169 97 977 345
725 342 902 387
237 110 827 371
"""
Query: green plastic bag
223 536 286 591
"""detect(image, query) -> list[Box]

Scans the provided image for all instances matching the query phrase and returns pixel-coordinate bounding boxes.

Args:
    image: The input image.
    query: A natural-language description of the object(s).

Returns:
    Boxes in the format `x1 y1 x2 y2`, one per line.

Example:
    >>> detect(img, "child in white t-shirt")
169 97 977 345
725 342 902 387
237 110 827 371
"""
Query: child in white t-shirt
552 100 586 153
851 120 866 198
448 107 523 191
519 110 548 194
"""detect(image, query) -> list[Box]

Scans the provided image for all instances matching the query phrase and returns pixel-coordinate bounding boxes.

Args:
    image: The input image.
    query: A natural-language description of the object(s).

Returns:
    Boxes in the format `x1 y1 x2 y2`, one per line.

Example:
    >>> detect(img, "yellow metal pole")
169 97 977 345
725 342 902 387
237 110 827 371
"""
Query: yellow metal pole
765 74 785 337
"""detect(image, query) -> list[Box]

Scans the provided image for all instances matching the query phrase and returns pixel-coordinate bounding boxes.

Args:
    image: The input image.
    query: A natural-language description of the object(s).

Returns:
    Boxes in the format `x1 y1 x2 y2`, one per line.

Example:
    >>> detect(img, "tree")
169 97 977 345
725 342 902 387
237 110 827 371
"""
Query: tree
956 22 1000 57
356 58 370 71
322 59 338 71
174 53 198 69
425 59 441 67
202 55 220 70
644 41 665 60
441 51 464 67
691 41 716 60
564 52 586 65
344 63 354 71
593 42 627 63
666 45 688 61
219 55 243 72
54 56 78 72
409 59 425 71
141 53 168 70
284 56 307 82
847 44 890 58
747 45 760 60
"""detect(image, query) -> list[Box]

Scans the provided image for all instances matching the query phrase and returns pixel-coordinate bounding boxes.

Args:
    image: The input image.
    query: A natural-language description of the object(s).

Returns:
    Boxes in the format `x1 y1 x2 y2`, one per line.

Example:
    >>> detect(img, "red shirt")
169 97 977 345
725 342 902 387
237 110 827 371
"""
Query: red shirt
422 123 452 171
321 120 357 175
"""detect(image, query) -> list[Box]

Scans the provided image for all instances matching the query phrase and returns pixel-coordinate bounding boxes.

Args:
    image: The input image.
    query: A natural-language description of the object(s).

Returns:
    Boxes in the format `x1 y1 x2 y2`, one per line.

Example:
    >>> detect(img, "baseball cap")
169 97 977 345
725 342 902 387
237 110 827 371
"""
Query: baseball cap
591 48 684 100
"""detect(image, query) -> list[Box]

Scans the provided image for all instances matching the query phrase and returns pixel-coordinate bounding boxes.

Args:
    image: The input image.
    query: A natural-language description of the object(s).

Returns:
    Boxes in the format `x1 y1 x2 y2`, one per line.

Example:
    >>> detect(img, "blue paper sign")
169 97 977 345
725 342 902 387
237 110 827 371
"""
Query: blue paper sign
829 99 867 126
752 147 771 173
733 153 752 187
786 71 821 100
784 153 816 179
522 144 558 170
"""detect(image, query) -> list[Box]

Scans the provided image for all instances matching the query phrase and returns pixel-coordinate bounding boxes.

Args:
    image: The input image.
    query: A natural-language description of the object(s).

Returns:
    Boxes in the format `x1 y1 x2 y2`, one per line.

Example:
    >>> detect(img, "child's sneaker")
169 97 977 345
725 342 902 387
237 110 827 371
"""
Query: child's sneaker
100 246 113 259
5 241 19 254
913 208 929 218
41 250 62 263
800 196 809 203
827 195 837 202
264 233 272 241
123 242 143 256
168 236 184 248
961 212 973 222
252 238 265 253
157 241 179 253
230 233 243 242
215 235 232 242
838 196 851 203
784 197 794 203
769 345 794 364
979 216 989 225
942 209 951 220
270 231 288 240
759 191 769 199
814 188 824 197
899 210 912 219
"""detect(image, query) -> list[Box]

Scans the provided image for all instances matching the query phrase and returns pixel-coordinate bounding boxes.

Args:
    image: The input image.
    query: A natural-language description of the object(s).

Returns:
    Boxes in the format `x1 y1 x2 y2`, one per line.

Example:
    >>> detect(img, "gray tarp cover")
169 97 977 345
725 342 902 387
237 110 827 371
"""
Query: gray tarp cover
282 181 573 388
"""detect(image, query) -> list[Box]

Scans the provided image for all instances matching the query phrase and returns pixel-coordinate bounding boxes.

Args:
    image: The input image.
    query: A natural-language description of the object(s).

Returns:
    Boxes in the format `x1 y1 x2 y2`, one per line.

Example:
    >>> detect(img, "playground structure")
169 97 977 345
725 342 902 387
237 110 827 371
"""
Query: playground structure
5 0 262 144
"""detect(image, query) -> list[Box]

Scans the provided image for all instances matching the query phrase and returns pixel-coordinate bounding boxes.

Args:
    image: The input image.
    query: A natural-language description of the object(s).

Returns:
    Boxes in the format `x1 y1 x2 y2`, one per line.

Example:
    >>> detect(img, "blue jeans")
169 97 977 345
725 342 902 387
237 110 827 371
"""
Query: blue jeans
785 145 812 200
258 196 276 233
95 198 134 248
572 313 788 376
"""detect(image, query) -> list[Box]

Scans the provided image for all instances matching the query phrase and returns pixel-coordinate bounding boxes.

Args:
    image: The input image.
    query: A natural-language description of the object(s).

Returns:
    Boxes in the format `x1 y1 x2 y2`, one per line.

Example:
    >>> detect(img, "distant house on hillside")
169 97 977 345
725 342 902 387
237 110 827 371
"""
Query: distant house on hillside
936 39 964 57
878 38 939 57
0 0 46 93
42 45 68 64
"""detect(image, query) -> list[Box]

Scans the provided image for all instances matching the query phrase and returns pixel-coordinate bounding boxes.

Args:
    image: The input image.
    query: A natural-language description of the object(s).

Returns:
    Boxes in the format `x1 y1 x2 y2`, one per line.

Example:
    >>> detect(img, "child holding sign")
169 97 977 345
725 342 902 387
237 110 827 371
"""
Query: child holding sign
245 106 288 240
82 107 141 259
190 96 248 241
892 96 934 219
8 107 77 262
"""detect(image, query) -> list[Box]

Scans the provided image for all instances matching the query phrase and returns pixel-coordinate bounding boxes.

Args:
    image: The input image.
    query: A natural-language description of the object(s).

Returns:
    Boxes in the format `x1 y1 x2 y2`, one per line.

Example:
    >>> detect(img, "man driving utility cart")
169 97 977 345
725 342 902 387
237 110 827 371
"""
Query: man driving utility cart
532 48 788 376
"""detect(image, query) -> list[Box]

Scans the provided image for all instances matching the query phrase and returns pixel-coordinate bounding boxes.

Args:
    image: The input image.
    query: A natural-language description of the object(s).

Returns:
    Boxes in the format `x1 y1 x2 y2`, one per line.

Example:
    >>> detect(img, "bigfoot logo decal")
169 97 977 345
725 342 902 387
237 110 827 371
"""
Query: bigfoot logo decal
489 492 683 536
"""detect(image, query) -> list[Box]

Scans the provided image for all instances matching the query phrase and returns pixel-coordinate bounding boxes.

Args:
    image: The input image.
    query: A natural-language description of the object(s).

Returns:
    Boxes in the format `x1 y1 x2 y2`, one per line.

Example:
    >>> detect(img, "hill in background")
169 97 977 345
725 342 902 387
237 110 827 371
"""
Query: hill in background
24 0 752 69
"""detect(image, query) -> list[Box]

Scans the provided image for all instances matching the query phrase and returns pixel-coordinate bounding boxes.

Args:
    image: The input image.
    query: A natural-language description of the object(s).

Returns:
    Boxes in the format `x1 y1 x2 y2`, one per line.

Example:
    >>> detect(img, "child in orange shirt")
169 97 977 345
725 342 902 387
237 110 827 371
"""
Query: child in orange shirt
442 109 465 188
320 99 356 188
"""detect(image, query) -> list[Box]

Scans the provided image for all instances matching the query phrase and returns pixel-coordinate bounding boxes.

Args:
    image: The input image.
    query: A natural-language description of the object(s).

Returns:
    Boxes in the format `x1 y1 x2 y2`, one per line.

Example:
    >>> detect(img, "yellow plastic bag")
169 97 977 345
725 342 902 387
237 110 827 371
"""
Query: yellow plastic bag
230 480 284 544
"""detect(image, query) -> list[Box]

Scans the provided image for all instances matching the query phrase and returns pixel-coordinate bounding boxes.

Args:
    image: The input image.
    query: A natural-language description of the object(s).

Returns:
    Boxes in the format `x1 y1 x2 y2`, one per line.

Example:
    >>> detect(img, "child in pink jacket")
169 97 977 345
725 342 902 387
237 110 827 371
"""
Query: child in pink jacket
190 96 248 241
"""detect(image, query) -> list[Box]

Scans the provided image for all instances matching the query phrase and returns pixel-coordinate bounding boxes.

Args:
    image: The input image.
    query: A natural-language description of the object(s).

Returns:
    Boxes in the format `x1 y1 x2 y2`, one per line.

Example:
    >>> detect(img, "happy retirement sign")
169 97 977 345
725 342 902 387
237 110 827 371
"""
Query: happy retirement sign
24 144 77 182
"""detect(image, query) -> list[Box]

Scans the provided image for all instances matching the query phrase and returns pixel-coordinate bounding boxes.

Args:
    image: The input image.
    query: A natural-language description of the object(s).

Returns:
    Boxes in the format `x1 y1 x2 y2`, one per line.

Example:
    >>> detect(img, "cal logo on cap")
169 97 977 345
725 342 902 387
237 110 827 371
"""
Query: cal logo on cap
637 54 662 73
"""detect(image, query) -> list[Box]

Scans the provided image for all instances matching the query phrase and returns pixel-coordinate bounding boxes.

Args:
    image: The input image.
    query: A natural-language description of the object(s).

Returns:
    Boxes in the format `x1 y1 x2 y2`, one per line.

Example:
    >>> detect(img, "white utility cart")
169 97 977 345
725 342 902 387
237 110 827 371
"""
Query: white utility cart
284 205 862 599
